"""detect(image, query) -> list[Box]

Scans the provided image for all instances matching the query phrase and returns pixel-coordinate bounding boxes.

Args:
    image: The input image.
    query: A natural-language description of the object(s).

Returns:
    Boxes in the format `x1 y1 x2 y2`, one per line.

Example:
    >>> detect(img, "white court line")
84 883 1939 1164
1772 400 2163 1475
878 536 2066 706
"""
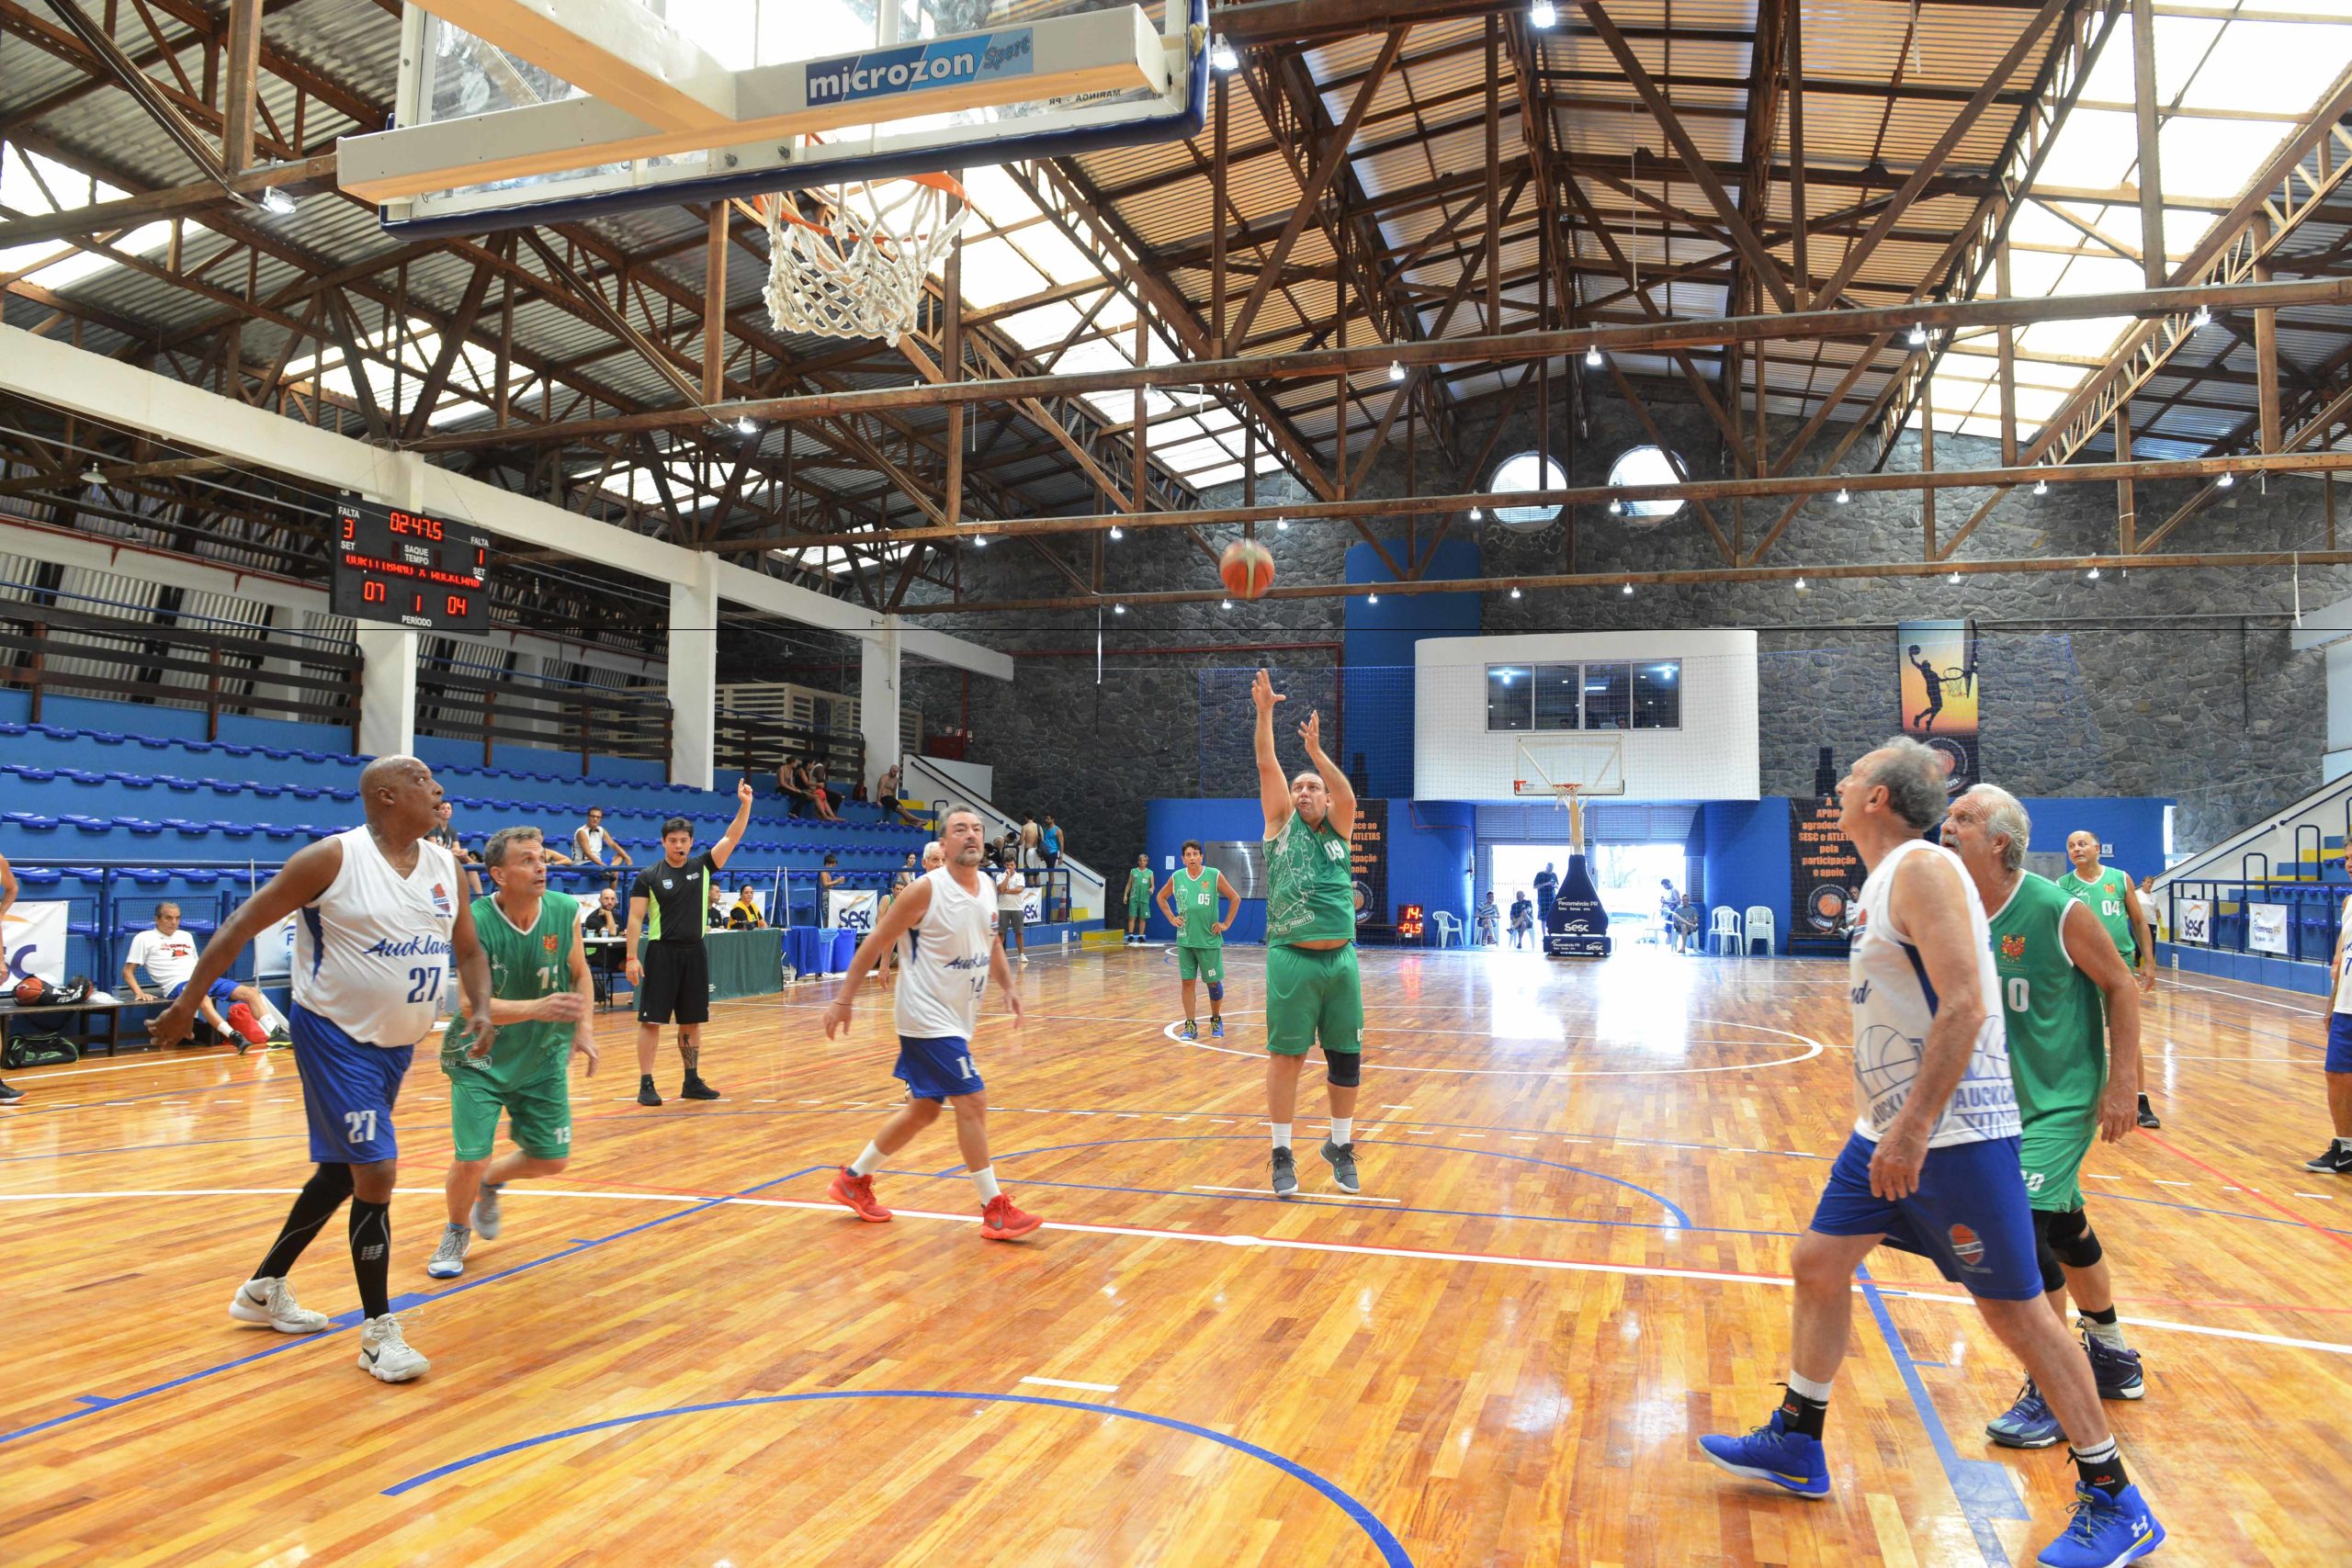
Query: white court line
1157 1016 1828 1076
1192 1184 1401 1204
2157 979 2329 1018
1019 1376 1120 1393
4 1049 242 1081
3 1186 2345 1359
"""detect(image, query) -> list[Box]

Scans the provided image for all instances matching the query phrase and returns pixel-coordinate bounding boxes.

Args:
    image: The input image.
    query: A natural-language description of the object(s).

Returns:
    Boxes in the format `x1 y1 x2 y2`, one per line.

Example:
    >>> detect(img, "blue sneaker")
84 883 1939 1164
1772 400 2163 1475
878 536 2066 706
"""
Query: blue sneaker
1697 1409 1830 1499
1179 1020 1197 1041
1210 1017 1224 1038
1986 1379 2065 1449
2083 1332 2145 1401
2036 1482 2165 1567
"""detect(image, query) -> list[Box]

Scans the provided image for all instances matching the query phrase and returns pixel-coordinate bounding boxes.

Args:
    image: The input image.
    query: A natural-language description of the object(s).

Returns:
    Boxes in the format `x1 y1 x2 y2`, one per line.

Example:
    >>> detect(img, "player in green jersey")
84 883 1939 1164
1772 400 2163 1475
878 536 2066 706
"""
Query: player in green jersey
1125 855 1155 945
2059 829 2160 1129
1157 840 1239 1041
1251 667 1363 1197
426 826 597 1280
1945 787 2149 1447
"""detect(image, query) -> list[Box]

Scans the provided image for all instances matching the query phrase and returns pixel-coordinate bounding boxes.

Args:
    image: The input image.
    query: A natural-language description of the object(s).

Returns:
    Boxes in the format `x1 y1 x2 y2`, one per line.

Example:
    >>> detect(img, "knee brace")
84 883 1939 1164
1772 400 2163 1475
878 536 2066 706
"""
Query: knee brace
1323 1049 1362 1089
1206 981 1224 1003
2045 1206 2102 1270
2030 1211 2066 1295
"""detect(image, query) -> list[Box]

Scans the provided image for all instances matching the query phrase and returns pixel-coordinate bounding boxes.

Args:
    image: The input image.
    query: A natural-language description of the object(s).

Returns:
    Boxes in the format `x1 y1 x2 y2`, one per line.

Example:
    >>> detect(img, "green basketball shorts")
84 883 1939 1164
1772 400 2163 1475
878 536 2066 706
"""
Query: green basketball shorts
1264 942 1363 1057
2018 1110 2097 1213
1177 944 1224 983
447 1060 573 1162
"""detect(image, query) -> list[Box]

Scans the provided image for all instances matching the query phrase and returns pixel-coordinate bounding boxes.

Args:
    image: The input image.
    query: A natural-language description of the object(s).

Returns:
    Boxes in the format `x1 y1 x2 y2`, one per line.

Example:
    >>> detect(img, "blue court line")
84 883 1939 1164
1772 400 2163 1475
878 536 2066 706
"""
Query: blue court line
956 1134 1694 1229
1855 1263 2023 1567
872 1164 1761 1239
0 1167 825 1450
378 1388 1414 1566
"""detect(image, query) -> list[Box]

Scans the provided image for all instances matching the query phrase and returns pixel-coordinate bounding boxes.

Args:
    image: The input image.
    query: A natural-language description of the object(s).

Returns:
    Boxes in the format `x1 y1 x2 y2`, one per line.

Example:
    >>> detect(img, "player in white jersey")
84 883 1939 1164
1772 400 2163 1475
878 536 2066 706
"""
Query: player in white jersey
1700 739 2167 1568
150 757 496 1385
821 805 1040 1240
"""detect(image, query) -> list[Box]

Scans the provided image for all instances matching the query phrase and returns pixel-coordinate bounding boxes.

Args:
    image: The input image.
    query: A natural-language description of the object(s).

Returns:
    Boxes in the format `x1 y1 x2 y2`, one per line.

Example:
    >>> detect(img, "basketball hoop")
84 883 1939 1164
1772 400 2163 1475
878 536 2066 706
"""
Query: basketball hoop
761 173 968 347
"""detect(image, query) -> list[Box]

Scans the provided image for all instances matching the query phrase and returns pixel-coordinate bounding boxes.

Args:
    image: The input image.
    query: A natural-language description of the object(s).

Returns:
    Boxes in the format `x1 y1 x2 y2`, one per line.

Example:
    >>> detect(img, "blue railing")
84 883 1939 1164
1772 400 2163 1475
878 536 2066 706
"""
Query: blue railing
2161 874 2344 964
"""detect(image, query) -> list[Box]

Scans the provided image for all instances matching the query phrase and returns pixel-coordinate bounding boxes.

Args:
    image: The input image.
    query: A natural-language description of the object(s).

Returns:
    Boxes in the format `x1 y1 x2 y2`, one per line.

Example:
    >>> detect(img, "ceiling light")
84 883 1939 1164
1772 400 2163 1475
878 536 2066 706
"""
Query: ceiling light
1387 360 1406 383
2033 479 2049 496
80 463 105 491
1368 592 1380 604
1276 516 1289 531
1113 603 1126 615
258 186 296 216
1609 499 1624 515
1221 598 1232 609
734 415 757 435
1907 322 1928 346
1584 345 1602 367
1836 487 1849 504
1210 36 1239 72
2191 304 2211 329
971 534 988 547
1949 570 1962 584
1795 575 1807 590
2217 471 2235 489
1510 585 1522 599
1621 581 1634 596
1108 525 1124 539
1530 0 1558 26
2087 566 2101 580
1469 506 1483 521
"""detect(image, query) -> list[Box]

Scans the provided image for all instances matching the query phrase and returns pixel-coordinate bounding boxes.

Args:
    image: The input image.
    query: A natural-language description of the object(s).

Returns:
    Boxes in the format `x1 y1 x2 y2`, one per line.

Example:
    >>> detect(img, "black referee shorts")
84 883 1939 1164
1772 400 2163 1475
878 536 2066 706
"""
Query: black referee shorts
638 941 711 1026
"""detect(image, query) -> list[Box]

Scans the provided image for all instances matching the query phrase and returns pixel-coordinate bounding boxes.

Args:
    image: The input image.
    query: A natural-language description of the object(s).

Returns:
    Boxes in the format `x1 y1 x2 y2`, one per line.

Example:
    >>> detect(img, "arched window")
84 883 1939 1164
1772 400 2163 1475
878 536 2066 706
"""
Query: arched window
1607 445 1689 522
1487 450 1567 529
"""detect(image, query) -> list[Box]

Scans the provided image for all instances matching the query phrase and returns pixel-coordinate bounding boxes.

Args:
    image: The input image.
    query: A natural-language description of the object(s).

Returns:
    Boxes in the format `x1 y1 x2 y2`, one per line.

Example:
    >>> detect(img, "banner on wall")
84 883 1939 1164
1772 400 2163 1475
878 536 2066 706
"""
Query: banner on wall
1 901 69 986
1897 618 1980 796
2176 898 2211 945
826 889 878 932
1350 798 1389 930
1790 798 1864 948
254 913 298 980
2248 902 2290 955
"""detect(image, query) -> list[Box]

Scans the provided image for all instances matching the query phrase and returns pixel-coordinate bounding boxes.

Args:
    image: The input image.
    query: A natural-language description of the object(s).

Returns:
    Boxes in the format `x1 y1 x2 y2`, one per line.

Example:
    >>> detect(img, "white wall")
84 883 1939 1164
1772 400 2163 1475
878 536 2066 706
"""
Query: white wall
1414 629 1760 802
918 755 995 803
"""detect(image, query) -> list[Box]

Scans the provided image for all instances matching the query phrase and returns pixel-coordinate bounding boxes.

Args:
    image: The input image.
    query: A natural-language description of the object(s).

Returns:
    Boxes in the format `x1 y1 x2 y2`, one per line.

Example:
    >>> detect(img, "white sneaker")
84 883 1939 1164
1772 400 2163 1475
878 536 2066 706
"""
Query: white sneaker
357 1314 428 1382
229 1276 329 1334
424 1223 470 1280
470 1182 503 1240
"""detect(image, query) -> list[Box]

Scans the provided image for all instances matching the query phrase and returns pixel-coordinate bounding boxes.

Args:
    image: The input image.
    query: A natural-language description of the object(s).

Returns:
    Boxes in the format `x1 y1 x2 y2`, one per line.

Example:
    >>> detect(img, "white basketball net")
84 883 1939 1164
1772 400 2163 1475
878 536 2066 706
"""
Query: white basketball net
763 178 967 347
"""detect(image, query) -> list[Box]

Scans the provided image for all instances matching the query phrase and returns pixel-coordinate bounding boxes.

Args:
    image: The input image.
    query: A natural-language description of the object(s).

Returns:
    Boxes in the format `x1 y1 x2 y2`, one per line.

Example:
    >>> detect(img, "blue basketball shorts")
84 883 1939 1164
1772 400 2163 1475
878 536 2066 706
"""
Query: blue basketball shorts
2326 1012 2352 1074
894 1034 983 1102
166 977 241 1007
1809 1130 2042 1300
290 1004 413 1165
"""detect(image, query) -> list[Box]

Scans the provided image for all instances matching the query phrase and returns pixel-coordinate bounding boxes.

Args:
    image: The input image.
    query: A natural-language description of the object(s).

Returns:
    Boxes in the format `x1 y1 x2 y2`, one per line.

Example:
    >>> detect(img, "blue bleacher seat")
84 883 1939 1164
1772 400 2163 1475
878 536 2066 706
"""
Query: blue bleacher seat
113 817 164 835
205 778 243 794
259 747 291 761
161 775 198 792
211 820 254 839
250 783 284 798
11 767 53 782
164 818 209 836
112 773 154 788
13 867 61 886
256 822 302 840
183 739 218 753
4 812 59 831
30 724 74 738
60 867 105 885
118 868 173 885
291 785 322 800
64 815 110 833
88 731 126 745
135 736 172 750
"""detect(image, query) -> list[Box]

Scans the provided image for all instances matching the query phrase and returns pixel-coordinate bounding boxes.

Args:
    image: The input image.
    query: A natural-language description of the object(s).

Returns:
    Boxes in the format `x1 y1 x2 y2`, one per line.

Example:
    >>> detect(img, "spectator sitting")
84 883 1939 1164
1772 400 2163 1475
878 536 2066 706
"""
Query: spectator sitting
1672 892 1704 953
1509 890 1534 950
707 882 730 930
727 888 765 930
122 902 281 1050
573 806 636 887
876 763 921 828
427 798 481 897
775 757 810 817
582 886 622 934
1473 891 1500 947
806 761 842 822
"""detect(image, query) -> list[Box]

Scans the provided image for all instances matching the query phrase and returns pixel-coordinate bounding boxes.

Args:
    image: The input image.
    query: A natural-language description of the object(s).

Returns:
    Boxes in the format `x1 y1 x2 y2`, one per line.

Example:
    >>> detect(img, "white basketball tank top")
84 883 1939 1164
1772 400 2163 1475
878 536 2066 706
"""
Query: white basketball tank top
292 826 459 1047
2335 897 2352 1013
894 866 998 1042
1849 837 2019 1148
581 826 605 860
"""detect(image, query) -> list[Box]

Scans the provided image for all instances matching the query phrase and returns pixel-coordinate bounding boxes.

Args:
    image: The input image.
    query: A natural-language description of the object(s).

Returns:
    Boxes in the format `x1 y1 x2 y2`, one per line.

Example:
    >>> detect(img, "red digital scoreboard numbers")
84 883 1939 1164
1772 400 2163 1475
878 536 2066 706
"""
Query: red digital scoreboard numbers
331 501 491 631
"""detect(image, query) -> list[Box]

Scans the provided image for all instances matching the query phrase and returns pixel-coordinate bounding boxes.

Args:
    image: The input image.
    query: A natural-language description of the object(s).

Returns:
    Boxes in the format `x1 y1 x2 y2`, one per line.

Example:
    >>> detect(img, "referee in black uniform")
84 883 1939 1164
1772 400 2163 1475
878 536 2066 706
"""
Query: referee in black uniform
625 779 754 1106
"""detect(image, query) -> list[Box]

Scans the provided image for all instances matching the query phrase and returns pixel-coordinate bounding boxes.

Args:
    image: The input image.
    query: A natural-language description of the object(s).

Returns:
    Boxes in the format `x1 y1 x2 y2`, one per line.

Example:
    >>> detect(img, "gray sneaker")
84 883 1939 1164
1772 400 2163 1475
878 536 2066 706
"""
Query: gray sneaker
1270 1146 1298 1198
1319 1140 1360 1193
424 1223 470 1280
471 1181 503 1239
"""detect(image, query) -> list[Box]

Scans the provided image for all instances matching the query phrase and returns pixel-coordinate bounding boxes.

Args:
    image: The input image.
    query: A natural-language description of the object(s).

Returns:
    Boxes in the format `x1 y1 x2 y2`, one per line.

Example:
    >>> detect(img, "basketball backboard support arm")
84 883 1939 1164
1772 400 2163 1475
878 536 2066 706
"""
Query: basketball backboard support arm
342 2 1207 237
402 0 740 132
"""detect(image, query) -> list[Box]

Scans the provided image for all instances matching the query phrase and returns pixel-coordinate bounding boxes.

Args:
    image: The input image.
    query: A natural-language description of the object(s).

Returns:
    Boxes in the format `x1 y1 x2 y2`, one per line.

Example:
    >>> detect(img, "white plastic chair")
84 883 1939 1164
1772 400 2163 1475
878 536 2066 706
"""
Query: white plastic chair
1430 910 1463 949
1744 905 1777 955
1708 905 1744 955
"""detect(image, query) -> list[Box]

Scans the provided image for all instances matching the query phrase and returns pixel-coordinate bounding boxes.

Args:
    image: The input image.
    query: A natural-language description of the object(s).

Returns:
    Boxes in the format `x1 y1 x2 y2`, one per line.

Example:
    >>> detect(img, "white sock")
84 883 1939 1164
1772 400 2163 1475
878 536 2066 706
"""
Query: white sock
969 1166 1001 1202
2081 1315 2128 1350
849 1142 886 1177
1787 1370 1834 1403
1271 1123 1292 1150
1329 1117 1353 1145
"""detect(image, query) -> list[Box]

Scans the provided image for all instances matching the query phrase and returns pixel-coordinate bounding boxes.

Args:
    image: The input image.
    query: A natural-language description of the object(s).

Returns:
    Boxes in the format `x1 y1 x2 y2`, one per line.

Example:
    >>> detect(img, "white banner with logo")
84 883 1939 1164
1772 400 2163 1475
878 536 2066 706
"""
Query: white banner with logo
254 913 299 980
827 889 878 932
2175 898 2211 945
1 900 69 986
2248 902 2290 955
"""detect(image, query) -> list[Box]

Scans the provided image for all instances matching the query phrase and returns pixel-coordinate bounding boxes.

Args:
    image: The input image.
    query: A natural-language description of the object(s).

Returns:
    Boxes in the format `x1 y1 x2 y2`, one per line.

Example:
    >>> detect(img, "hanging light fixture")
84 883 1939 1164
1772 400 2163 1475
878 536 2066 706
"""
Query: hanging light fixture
1621 581 1634 596
1276 516 1290 530
1114 603 1127 615
1836 487 1850 504
734 415 757 435
1210 37 1239 71
258 186 297 216
1510 585 1522 599
1387 360 1406 383
2087 566 2102 580
2033 479 2049 496
1584 344 1602 368
1907 322 1928 347
1221 598 1233 609
1949 570 1962 584
1469 506 1483 522
1108 525 1124 540
1529 0 1558 26
971 534 989 547
80 463 105 491
2217 471 2236 489
2191 304 2211 329
1794 575 1808 591
1368 592 1380 604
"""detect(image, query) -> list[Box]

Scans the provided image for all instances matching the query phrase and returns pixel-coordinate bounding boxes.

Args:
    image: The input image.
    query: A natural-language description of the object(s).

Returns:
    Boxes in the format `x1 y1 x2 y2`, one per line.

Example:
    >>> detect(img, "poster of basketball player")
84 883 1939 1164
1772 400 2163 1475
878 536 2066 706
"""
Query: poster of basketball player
1896 618 1980 795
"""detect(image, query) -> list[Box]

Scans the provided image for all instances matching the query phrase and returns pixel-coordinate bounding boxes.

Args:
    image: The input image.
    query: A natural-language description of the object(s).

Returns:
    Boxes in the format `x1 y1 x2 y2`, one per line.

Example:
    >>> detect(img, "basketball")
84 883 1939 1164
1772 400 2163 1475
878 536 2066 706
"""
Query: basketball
1220 538 1275 600
15 975 48 1006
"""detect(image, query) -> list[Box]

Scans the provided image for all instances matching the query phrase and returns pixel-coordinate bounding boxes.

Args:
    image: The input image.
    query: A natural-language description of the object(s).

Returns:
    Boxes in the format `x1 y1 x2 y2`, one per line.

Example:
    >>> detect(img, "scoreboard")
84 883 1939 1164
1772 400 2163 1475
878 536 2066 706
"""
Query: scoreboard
331 501 490 631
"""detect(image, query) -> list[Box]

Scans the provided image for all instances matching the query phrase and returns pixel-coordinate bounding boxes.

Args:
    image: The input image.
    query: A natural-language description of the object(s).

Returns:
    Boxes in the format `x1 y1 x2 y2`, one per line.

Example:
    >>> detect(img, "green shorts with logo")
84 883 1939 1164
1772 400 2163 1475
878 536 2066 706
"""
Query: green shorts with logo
1177 943 1224 983
1264 942 1363 1057
1128 893 1151 917
2018 1110 2096 1213
447 1060 573 1162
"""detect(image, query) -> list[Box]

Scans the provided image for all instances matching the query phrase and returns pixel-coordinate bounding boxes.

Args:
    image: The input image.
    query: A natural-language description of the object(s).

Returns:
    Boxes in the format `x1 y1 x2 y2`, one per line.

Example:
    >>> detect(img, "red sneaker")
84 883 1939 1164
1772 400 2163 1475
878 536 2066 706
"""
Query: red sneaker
827 1167 891 1223
226 1003 267 1049
979 1193 1042 1241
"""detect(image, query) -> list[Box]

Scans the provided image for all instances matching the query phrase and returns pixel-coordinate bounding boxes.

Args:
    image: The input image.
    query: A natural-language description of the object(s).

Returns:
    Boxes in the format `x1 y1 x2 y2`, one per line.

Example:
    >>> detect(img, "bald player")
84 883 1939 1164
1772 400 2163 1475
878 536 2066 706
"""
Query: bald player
152 756 493 1383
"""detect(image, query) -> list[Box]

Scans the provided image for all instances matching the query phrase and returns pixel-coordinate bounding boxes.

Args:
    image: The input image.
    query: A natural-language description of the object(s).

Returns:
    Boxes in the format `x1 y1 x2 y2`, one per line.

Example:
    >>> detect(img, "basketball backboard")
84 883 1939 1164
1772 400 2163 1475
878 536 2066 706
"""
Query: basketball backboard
341 1 1208 237
1511 736 1627 805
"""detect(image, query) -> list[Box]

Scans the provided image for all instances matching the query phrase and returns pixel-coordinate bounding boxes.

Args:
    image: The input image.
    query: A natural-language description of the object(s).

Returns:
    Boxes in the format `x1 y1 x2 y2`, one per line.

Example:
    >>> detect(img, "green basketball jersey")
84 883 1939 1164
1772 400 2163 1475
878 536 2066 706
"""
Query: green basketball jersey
1988 873 2107 1122
2055 865 2139 960
1172 865 1223 948
1127 867 1154 905
443 890 580 1089
1264 810 1355 946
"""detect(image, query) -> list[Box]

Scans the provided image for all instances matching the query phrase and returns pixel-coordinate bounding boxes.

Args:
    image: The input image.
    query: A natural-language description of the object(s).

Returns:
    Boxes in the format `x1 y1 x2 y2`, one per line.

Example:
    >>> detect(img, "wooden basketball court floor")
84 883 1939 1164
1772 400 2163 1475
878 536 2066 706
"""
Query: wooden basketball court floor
3 943 2346 1566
